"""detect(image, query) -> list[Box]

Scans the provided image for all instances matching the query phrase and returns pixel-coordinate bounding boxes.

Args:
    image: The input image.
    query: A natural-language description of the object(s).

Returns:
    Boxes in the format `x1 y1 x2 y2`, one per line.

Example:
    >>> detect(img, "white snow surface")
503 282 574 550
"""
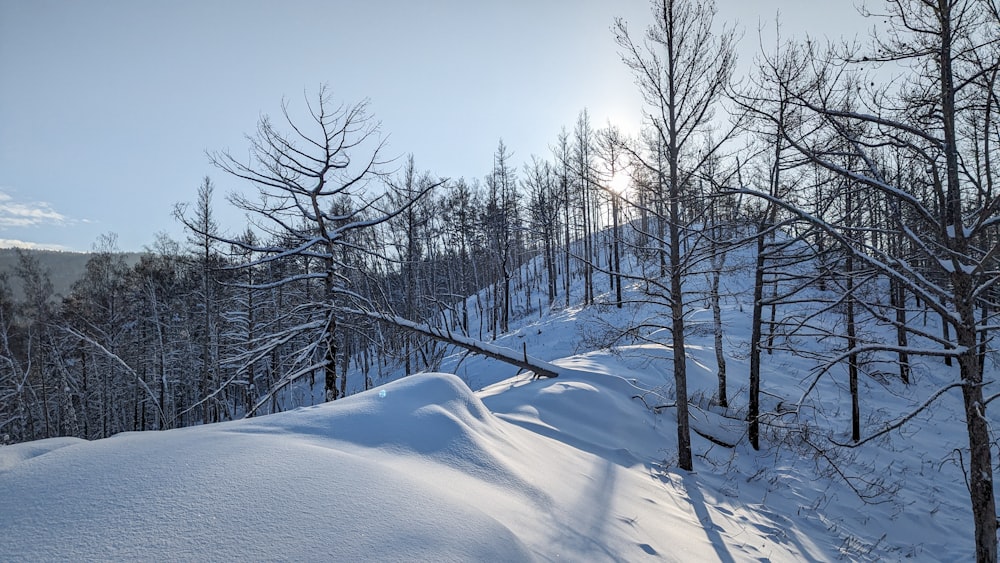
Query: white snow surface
1 367 813 561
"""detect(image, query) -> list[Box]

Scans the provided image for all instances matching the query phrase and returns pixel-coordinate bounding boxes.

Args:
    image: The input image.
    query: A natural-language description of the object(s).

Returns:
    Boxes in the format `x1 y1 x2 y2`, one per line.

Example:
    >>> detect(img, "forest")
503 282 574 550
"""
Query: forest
1 0 999 560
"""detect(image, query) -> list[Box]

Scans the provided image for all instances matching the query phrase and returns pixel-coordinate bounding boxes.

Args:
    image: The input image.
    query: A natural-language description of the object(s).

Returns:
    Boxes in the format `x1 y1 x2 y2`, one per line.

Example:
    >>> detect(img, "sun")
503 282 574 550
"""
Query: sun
608 171 630 196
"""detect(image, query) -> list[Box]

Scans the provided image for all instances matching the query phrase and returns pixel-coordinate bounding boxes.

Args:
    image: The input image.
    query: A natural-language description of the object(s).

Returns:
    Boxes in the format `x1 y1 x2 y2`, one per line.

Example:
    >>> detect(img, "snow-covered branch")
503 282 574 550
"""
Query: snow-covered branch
346 309 558 379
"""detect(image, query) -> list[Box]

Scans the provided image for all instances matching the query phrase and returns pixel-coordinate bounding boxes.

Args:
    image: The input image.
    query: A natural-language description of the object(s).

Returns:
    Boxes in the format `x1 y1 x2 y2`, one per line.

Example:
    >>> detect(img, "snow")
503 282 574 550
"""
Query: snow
0 369 814 561
2 240 996 561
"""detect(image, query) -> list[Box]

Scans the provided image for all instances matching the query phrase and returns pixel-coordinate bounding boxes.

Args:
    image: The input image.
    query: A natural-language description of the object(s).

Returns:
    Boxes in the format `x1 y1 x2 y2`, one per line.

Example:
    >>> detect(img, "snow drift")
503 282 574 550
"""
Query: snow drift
0 369 826 561
0 374 538 561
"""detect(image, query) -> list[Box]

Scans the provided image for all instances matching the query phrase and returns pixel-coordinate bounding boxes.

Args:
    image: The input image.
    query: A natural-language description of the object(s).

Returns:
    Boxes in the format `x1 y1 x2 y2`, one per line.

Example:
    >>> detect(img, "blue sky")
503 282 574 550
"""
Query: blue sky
0 0 866 252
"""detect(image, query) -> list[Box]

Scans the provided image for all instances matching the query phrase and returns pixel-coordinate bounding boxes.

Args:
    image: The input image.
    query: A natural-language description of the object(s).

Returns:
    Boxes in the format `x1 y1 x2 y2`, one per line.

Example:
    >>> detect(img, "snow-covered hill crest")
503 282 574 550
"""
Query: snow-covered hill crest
2 368 832 561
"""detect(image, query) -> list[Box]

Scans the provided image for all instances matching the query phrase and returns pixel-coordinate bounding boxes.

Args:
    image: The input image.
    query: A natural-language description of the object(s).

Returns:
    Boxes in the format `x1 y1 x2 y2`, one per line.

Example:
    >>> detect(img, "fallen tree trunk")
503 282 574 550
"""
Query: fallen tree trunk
347 309 559 379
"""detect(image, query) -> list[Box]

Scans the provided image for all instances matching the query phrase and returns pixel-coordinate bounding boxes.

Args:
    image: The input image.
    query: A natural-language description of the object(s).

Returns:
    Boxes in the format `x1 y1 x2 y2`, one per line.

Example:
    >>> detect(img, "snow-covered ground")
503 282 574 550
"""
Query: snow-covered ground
2 247 993 560
0 368 820 561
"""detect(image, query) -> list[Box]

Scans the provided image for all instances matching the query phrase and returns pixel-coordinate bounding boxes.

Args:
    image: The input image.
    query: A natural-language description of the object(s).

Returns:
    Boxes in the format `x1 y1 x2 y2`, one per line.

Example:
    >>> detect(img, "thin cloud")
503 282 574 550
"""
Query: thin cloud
0 238 72 251
0 190 70 228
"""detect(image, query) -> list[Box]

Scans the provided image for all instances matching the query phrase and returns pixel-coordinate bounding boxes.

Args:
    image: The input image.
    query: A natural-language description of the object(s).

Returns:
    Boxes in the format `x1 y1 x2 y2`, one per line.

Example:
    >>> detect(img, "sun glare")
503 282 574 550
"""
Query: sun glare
608 172 630 196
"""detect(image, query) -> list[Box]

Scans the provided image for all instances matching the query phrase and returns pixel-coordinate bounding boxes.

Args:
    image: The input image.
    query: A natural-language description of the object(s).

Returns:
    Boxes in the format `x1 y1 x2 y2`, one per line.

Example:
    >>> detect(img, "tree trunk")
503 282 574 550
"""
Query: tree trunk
324 328 338 402
613 193 623 308
958 323 997 563
711 265 727 408
670 219 692 471
748 232 766 450
563 174 572 308
892 275 910 384
846 272 860 443
355 309 558 378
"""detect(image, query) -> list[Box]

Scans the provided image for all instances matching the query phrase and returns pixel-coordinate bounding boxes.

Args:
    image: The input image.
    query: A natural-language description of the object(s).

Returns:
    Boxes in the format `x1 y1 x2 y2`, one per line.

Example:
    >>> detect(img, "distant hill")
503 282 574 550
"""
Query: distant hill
0 248 140 302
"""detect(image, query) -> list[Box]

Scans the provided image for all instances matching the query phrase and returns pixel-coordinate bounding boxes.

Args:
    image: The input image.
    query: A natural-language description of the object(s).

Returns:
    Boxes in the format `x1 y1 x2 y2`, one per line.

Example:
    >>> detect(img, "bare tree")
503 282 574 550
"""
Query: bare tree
553 129 575 308
598 124 627 309
572 111 598 306
614 0 737 470
209 86 426 411
0 272 27 444
174 176 222 422
730 30 812 449
524 156 561 306
483 139 521 335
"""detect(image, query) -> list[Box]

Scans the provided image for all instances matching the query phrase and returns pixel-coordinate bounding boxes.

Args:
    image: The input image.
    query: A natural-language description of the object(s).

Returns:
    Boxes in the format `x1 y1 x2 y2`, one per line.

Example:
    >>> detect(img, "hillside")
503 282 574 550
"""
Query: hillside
0 248 140 300
0 240 989 560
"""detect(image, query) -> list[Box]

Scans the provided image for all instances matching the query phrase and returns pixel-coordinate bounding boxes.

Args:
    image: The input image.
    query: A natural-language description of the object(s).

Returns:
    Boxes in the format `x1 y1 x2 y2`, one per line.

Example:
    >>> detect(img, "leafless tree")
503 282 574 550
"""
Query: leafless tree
209 86 426 411
174 176 222 422
614 0 738 470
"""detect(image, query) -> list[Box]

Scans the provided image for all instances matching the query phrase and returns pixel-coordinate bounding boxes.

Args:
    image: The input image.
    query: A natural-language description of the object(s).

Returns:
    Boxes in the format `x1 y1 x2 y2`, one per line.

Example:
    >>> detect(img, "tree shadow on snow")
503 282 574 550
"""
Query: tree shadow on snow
678 472 736 563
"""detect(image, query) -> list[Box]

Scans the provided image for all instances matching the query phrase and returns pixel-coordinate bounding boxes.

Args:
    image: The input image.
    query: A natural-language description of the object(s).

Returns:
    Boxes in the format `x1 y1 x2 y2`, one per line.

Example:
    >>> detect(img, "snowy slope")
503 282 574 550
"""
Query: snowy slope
2 244 995 560
2 369 820 561
348 245 992 561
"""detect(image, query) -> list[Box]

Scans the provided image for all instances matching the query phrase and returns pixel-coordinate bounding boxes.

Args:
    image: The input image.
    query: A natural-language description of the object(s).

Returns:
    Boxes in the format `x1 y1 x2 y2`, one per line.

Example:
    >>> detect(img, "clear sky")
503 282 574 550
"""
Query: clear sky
0 0 868 252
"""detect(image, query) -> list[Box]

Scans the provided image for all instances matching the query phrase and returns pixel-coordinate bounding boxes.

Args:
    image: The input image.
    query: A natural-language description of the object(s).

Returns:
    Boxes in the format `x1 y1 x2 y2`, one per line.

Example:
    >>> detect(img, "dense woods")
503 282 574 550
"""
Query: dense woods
1 0 997 559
